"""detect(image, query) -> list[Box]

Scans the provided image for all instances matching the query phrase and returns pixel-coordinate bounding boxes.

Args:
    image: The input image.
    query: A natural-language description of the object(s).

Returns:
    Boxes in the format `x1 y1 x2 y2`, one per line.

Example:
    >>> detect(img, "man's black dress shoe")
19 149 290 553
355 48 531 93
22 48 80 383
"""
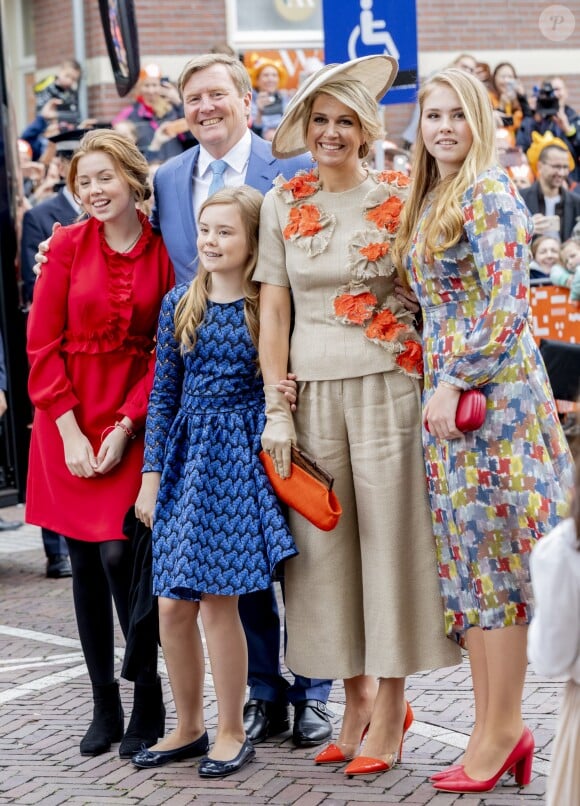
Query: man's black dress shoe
46 554 72 579
198 738 256 778
131 731 209 768
243 698 290 743
292 700 333 747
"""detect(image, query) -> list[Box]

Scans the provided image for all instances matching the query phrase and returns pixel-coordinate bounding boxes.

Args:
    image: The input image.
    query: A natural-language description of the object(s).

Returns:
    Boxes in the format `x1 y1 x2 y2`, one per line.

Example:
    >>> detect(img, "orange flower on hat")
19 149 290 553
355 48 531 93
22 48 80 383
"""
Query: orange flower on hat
334 292 378 325
281 171 319 199
283 204 322 239
360 241 390 262
366 195 404 232
396 340 423 376
365 309 407 341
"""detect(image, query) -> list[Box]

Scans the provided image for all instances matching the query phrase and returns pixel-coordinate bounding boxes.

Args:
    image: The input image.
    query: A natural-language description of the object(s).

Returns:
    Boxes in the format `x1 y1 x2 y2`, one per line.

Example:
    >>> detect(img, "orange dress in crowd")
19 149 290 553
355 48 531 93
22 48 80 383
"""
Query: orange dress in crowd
26 214 174 542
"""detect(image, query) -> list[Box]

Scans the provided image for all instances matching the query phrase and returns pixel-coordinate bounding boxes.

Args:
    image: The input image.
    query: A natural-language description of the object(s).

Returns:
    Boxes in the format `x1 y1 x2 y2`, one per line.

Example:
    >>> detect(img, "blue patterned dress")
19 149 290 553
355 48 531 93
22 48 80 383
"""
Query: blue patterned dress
406 167 574 645
143 286 298 599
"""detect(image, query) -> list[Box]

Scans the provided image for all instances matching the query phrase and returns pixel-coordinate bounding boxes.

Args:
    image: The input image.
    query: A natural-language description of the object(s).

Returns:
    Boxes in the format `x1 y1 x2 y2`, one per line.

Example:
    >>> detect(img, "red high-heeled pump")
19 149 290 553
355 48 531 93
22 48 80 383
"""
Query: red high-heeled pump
343 701 414 777
432 727 534 793
314 724 370 764
429 763 463 781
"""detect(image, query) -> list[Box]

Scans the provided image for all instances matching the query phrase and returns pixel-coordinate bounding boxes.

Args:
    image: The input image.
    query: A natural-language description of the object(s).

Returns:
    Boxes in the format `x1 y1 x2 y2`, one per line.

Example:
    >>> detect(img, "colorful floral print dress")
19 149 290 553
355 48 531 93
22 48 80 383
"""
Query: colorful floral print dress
406 166 574 645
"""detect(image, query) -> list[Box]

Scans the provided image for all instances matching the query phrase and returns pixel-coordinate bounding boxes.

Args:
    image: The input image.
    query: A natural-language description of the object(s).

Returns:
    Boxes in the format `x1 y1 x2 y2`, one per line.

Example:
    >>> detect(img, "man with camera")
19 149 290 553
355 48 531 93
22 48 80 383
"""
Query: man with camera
517 79 580 182
34 59 82 132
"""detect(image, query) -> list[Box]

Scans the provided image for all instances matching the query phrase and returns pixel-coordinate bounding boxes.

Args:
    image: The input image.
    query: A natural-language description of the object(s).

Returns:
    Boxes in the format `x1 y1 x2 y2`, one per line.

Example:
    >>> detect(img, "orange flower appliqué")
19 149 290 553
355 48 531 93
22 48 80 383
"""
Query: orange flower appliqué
282 171 319 199
396 340 423 375
366 195 404 233
365 309 407 341
334 292 378 325
377 170 411 188
360 241 390 262
284 204 323 239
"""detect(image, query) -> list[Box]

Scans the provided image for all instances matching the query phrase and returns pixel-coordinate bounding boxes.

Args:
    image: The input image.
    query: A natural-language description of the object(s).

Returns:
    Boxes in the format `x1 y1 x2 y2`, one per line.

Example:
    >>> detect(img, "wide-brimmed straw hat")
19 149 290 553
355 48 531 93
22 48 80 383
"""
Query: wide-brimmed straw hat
271 55 398 159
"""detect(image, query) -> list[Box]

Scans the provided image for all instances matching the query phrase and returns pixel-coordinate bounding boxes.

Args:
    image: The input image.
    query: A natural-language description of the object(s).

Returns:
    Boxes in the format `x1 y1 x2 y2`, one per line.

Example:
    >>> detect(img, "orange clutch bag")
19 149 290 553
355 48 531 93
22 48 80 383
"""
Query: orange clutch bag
259 447 342 532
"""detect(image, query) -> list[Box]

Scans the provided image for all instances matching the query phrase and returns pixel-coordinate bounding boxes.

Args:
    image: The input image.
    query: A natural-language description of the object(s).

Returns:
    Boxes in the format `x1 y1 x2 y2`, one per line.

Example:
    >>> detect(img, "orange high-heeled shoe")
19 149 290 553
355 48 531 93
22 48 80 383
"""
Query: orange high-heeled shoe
432 727 534 793
344 701 413 777
314 724 369 764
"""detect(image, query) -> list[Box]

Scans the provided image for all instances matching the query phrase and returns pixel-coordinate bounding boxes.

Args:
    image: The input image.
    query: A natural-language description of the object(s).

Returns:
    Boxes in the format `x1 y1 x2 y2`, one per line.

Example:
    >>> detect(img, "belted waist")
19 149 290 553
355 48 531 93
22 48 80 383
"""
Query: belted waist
180 390 263 413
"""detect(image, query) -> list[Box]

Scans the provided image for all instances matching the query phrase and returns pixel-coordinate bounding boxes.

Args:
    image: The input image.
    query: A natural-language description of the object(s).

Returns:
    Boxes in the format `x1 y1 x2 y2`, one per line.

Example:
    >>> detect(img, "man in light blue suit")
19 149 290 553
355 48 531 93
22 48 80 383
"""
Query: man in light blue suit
151 53 333 747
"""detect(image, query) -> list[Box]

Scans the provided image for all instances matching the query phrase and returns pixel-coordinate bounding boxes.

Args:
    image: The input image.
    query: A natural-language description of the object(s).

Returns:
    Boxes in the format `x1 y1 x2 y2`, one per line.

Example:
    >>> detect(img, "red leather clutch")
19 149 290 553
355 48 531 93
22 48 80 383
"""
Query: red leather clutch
455 389 486 432
426 389 486 434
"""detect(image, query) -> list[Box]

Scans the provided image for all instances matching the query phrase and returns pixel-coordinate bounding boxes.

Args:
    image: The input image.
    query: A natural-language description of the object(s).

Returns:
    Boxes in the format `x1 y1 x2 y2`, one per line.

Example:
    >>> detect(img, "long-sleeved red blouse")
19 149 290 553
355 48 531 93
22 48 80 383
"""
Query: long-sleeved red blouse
26 213 174 542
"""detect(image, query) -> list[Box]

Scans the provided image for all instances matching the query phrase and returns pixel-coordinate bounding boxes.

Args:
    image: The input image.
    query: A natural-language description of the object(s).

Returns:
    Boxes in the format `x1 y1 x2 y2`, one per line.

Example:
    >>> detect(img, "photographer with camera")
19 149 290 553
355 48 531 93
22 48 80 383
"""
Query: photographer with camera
517 78 580 182
34 59 82 132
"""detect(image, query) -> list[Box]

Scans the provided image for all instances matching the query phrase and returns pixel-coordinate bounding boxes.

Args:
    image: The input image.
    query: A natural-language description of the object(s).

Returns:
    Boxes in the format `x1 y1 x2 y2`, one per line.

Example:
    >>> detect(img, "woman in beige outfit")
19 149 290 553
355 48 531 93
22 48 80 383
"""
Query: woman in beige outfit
254 56 460 778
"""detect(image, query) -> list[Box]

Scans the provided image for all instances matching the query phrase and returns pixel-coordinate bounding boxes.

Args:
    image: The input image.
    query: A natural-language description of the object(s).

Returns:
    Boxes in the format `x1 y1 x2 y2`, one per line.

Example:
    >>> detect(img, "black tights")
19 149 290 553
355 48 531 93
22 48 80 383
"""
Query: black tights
66 538 156 686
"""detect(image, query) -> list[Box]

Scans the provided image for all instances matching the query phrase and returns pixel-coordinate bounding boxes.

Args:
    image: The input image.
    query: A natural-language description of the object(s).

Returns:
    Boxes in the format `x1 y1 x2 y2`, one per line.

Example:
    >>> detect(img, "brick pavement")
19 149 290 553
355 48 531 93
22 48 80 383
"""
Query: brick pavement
0 507 560 805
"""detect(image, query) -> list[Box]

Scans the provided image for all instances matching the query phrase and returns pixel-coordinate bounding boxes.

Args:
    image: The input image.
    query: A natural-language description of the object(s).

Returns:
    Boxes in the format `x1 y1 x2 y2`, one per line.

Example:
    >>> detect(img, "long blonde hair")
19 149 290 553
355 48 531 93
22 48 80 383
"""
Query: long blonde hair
393 68 497 277
174 186 263 352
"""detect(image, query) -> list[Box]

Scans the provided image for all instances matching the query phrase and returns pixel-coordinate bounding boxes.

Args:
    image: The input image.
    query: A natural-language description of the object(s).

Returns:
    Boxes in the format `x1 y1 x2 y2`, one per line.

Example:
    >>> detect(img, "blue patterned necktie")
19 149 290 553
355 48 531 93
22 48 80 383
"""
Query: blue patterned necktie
208 159 228 196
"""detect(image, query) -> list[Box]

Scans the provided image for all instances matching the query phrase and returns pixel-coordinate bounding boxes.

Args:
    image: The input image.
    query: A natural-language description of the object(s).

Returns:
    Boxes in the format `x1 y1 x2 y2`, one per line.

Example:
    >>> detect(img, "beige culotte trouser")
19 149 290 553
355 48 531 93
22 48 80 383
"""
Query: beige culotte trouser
284 372 461 680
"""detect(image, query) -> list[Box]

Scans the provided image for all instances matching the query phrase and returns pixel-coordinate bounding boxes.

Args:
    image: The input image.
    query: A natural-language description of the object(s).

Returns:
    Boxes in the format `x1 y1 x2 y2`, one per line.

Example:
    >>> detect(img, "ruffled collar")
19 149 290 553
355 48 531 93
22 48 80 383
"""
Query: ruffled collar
97 210 154 260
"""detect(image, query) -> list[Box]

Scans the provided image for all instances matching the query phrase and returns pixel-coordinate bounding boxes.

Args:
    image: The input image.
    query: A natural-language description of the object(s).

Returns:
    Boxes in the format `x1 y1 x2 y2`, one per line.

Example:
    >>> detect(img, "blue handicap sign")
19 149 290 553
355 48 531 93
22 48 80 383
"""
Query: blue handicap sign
322 0 418 104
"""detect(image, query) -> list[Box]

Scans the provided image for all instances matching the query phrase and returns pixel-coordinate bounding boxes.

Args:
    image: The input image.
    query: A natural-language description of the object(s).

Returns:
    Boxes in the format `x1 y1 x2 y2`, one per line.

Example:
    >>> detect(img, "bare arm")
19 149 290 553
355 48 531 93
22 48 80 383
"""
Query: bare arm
259 283 292 382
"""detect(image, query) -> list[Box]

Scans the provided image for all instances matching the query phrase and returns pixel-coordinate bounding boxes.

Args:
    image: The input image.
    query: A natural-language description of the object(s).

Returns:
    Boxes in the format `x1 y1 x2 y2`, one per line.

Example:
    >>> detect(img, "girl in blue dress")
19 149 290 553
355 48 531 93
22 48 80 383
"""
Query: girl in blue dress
132 186 298 778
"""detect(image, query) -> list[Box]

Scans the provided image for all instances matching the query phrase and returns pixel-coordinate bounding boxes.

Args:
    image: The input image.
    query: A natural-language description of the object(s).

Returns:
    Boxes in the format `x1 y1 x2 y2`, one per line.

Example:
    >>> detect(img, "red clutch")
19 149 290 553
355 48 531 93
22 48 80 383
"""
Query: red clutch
426 389 486 434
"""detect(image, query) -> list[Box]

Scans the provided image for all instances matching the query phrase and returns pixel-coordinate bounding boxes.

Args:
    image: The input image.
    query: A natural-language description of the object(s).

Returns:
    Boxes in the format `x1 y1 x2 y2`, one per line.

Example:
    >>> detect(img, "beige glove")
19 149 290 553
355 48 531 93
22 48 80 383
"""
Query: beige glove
262 385 296 479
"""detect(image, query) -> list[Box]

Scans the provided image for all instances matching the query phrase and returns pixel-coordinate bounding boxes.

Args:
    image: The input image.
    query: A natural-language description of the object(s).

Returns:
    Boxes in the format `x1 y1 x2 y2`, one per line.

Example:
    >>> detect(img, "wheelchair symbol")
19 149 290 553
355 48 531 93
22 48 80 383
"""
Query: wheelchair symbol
348 0 400 61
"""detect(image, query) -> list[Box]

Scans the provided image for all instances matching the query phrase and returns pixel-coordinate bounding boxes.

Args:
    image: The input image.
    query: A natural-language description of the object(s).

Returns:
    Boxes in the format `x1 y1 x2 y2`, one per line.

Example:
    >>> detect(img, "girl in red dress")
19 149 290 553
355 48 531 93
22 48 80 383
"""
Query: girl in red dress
26 130 174 758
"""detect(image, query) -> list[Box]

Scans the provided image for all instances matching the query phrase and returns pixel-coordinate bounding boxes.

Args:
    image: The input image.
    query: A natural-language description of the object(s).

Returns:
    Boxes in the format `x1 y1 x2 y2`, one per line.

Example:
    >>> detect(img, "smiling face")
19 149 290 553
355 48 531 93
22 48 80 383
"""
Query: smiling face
75 152 134 224
561 240 580 271
257 66 280 94
197 203 250 278
534 237 561 270
494 64 516 94
421 84 474 177
182 64 251 158
306 93 365 175
139 75 162 107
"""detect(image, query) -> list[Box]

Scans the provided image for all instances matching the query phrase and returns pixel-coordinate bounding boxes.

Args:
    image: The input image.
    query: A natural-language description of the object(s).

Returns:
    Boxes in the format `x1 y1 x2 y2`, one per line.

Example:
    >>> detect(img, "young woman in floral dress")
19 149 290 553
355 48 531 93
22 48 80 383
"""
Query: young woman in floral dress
254 56 460 778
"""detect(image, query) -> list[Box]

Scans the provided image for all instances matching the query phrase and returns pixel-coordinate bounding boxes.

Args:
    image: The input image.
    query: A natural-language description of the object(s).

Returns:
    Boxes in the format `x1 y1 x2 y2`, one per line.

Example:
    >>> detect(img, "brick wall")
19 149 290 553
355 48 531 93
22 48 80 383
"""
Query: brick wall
31 0 580 137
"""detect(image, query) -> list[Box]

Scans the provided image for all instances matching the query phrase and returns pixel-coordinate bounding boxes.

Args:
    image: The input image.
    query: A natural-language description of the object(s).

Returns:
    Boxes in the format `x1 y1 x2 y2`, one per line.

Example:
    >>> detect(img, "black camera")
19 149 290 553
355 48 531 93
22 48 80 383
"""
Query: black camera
500 115 514 128
536 82 559 119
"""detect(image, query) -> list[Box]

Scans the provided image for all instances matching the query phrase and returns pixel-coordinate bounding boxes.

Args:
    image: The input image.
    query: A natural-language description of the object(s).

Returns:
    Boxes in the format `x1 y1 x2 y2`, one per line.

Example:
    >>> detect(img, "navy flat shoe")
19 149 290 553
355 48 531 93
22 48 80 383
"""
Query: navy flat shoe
198 738 256 778
131 731 209 768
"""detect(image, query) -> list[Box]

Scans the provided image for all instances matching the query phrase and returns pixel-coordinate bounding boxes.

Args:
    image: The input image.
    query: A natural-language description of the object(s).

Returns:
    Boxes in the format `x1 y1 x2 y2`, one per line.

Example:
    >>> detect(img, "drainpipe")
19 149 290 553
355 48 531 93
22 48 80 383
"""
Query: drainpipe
71 0 88 121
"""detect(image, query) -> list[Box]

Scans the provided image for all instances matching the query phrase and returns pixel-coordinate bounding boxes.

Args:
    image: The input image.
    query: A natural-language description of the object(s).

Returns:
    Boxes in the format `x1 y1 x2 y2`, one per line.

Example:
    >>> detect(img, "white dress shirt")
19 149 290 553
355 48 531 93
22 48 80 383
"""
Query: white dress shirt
528 518 580 683
193 128 252 224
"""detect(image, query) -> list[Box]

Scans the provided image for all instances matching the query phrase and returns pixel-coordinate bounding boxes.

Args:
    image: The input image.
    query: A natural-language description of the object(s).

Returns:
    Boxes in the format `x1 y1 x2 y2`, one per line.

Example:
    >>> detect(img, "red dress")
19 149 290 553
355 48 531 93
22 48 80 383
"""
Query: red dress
26 213 174 542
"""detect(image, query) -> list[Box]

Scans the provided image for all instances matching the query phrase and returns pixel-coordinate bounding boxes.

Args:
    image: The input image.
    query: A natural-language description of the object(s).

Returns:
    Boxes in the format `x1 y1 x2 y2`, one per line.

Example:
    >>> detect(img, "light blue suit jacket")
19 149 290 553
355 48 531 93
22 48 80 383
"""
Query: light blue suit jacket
151 132 311 285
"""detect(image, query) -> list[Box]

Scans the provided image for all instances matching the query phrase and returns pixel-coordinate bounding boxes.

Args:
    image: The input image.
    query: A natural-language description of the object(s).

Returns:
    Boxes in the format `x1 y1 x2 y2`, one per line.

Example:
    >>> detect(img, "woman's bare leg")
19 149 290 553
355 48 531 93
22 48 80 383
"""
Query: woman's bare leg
201 594 247 760
148 597 205 751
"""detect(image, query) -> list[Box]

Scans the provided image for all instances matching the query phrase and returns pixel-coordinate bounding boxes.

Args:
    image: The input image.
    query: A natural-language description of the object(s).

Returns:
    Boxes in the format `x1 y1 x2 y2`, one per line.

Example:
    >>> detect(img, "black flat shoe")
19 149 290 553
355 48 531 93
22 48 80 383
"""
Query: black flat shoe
198 738 256 778
292 700 333 747
131 731 209 769
243 698 290 743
